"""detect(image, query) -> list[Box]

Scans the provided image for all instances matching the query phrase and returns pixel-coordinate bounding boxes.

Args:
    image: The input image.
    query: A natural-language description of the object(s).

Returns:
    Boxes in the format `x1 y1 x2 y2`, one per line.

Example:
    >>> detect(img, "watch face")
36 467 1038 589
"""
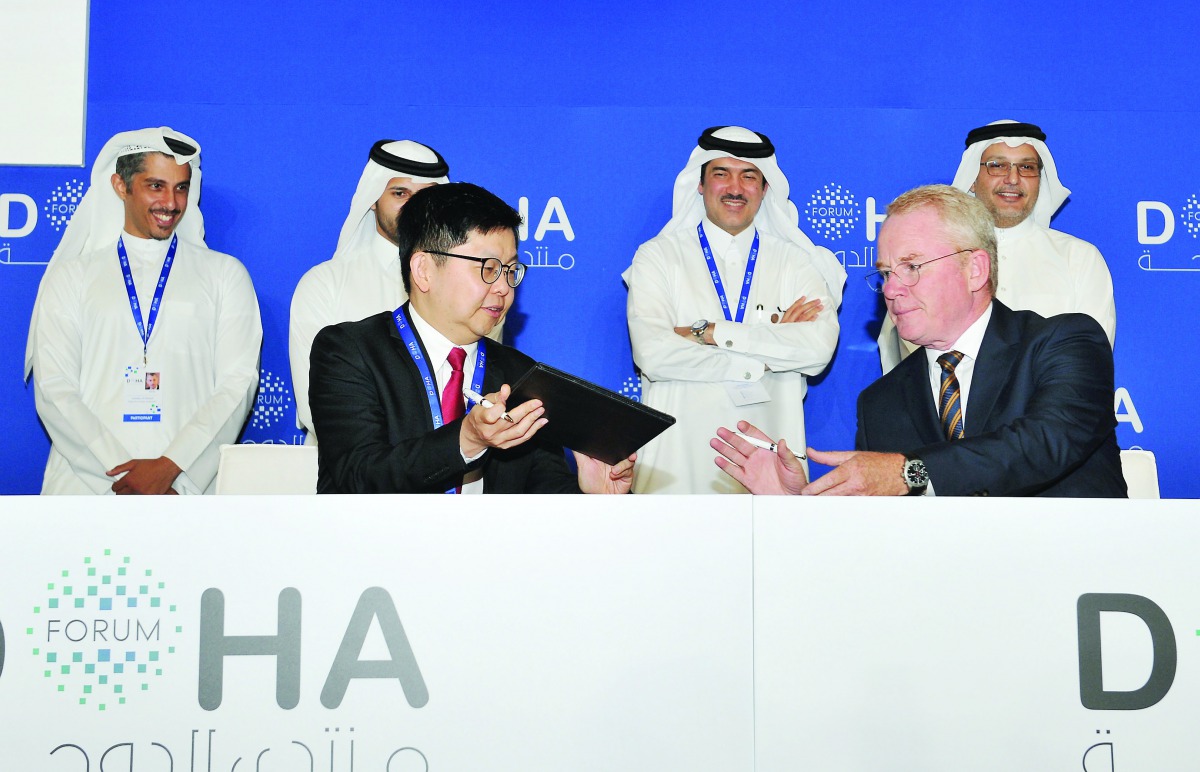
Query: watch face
904 459 929 487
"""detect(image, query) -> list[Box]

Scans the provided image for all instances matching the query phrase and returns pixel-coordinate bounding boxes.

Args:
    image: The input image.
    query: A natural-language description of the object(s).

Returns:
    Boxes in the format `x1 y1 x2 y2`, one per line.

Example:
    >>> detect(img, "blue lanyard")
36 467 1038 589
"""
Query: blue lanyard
392 305 487 493
697 223 759 323
118 234 178 365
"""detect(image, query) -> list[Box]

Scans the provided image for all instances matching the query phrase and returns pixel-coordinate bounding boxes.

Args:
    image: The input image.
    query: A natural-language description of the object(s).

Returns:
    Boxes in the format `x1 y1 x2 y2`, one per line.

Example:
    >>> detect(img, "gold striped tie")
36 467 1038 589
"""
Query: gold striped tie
938 351 965 441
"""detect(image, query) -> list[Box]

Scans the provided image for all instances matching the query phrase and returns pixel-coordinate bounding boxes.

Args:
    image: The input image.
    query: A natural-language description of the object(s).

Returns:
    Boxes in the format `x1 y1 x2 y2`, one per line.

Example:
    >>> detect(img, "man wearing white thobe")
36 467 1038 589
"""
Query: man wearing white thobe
624 126 845 494
877 119 1116 372
26 127 261 494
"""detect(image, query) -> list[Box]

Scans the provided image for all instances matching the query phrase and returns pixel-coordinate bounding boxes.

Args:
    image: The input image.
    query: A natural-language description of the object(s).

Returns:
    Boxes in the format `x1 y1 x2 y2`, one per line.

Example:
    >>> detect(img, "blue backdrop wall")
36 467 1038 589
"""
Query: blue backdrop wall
2 1 1196 496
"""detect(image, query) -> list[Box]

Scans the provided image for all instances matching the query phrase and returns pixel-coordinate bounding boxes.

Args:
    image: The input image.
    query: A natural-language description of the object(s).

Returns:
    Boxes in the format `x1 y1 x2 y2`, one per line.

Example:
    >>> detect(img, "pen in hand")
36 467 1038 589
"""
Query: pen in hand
734 430 807 461
463 388 515 423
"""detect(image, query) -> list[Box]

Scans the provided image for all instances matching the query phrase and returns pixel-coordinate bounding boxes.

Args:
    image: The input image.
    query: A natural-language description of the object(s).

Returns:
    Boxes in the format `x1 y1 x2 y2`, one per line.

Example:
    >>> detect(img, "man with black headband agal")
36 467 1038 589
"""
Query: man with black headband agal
624 126 845 494
26 127 262 494
876 119 1116 372
290 139 503 445
308 182 634 495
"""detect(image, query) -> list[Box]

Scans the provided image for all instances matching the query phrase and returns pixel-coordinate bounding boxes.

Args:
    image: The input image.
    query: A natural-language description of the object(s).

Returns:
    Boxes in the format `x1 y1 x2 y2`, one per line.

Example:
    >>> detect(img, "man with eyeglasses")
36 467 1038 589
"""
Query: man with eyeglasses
624 126 845 494
713 185 1126 497
308 182 634 494
290 139 504 446
876 120 1116 372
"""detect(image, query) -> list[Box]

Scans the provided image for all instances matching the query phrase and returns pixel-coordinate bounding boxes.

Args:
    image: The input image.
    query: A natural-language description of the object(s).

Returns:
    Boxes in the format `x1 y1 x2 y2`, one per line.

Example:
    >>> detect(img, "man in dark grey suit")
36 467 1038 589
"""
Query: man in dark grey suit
712 184 1126 497
310 182 634 494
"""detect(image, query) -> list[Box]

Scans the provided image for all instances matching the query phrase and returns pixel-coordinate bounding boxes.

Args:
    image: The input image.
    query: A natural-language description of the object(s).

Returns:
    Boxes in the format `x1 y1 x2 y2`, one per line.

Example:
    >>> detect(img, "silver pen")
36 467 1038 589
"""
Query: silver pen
733 430 807 460
463 388 515 423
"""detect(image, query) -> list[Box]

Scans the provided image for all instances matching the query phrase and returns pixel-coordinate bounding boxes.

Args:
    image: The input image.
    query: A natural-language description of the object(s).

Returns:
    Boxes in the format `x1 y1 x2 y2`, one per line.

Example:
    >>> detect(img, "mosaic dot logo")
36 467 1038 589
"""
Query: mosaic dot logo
804 184 862 241
44 179 86 231
251 369 293 430
1181 194 1200 238
26 550 180 711
620 375 641 402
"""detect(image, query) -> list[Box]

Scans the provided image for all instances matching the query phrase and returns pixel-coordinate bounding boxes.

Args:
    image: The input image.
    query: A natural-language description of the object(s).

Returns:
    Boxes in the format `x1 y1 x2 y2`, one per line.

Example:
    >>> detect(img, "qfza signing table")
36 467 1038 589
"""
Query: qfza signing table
0 495 1195 771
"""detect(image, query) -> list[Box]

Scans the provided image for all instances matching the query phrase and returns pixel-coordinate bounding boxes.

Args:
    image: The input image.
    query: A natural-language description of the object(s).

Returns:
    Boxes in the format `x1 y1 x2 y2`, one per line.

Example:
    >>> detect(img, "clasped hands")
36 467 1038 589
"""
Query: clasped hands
711 420 909 496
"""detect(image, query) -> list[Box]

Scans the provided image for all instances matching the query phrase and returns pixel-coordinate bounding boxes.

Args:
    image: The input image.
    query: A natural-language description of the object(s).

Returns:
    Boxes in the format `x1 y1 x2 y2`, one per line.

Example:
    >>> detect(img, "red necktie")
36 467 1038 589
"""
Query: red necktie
442 347 467 493
441 346 467 426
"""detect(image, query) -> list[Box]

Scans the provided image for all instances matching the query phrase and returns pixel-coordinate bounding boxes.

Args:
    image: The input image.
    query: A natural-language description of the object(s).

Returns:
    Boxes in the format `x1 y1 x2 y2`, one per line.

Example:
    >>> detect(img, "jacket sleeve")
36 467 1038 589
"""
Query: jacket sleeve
310 322 471 493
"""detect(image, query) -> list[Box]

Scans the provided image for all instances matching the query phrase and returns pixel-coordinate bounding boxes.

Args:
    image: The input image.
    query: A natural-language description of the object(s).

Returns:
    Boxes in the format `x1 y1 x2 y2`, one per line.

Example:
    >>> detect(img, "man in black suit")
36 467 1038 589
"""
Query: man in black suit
712 184 1126 497
310 182 635 494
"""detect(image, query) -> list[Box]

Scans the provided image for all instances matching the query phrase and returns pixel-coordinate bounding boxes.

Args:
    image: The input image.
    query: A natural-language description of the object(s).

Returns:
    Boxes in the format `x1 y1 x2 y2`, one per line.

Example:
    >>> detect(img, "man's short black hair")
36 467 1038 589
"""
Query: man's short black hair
397 182 523 294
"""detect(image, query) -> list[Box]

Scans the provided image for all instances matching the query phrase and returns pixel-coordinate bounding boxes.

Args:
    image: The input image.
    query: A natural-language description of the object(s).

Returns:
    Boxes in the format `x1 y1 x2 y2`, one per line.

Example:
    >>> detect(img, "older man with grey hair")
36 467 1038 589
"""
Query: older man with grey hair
715 184 1125 498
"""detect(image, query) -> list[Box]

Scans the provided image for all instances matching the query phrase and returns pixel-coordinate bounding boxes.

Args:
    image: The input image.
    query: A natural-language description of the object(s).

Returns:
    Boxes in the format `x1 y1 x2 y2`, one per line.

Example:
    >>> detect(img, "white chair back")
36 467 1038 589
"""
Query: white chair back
215 444 318 494
1120 449 1161 499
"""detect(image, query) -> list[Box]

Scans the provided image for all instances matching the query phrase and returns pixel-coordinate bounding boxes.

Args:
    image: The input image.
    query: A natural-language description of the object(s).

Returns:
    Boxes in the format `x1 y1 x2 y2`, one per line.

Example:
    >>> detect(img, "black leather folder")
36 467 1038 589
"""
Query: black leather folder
508 363 675 465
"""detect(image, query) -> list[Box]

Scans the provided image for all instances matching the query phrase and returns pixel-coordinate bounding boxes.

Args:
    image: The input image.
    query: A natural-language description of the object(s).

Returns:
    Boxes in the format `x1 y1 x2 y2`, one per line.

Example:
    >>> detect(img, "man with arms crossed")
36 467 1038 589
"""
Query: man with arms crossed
310 182 633 494
715 185 1125 497
625 126 844 494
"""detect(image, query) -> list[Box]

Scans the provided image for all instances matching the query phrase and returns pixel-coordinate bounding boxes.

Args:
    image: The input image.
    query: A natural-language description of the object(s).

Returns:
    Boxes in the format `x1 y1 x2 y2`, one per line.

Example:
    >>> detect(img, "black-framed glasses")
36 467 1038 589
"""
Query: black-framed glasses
979 159 1042 178
864 249 974 293
427 250 528 288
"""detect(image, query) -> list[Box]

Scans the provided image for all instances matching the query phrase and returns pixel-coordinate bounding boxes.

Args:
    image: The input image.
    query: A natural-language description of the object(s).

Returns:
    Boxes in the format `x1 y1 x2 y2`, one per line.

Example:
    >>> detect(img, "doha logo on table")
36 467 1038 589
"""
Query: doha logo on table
17 549 181 711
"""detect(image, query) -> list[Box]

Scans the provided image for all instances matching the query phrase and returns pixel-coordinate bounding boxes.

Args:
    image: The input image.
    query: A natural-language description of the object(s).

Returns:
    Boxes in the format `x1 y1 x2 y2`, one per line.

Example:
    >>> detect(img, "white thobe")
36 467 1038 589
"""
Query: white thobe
289 233 502 444
878 218 1117 372
626 220 840 494
31 234 262 494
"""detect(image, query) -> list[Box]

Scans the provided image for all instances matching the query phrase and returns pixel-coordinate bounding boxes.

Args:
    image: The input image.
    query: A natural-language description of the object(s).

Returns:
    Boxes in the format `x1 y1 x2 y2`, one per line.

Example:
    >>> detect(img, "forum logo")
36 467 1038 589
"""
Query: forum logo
27 550 180 711
45 178 86 232
251 369 293 430
804 184 862 241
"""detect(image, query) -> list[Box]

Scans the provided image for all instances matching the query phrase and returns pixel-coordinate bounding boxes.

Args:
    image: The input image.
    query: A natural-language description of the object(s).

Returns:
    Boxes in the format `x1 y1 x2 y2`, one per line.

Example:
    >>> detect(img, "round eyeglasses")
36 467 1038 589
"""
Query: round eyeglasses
864 248 975 293
979 159 1042 178
427 250 528 288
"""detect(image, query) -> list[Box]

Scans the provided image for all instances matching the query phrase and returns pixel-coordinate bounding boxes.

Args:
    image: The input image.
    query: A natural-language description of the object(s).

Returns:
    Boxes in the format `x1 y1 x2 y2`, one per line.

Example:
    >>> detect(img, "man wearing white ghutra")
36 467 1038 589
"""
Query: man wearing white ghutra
624 126 845 494
289 139 505 445
26 127 262 494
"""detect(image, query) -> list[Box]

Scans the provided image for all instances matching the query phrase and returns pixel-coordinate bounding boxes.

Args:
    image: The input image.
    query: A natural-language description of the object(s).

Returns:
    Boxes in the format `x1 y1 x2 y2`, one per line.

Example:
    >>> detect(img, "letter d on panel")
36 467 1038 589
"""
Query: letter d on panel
1077 593 1176 710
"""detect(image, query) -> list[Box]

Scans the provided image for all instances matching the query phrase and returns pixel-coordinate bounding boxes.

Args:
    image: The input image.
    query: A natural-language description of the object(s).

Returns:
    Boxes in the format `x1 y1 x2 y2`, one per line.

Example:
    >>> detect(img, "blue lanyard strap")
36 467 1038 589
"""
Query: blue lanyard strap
117 234 178 363
392 305 488 493
697 223 760 323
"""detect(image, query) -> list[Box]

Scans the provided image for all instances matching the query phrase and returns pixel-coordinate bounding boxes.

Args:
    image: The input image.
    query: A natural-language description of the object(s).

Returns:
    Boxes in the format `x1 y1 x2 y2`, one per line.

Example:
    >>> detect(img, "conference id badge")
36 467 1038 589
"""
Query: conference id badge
122 364 164 423
724 380 771 406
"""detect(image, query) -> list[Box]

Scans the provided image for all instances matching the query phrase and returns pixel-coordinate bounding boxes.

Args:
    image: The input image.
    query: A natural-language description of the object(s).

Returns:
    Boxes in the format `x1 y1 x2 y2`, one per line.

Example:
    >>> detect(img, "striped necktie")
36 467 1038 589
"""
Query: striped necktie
937 350 965 441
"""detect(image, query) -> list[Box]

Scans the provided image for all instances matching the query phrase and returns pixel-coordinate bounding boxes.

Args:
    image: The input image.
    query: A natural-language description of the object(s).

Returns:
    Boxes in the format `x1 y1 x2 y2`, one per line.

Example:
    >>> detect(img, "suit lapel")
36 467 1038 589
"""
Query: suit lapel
389 302 440 432
895 349 943 447
964 301 1018 436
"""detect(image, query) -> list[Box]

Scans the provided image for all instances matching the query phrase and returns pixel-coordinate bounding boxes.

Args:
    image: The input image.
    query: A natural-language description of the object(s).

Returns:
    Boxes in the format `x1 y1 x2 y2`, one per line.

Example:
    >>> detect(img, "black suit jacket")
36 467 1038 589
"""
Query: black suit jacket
857 300 1127 497
310 307 580 494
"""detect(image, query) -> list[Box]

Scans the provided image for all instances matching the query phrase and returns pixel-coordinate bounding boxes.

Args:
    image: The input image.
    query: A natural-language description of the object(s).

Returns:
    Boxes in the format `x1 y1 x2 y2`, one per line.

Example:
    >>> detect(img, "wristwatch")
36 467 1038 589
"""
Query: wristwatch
902 455 929 496
690 319 709 342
